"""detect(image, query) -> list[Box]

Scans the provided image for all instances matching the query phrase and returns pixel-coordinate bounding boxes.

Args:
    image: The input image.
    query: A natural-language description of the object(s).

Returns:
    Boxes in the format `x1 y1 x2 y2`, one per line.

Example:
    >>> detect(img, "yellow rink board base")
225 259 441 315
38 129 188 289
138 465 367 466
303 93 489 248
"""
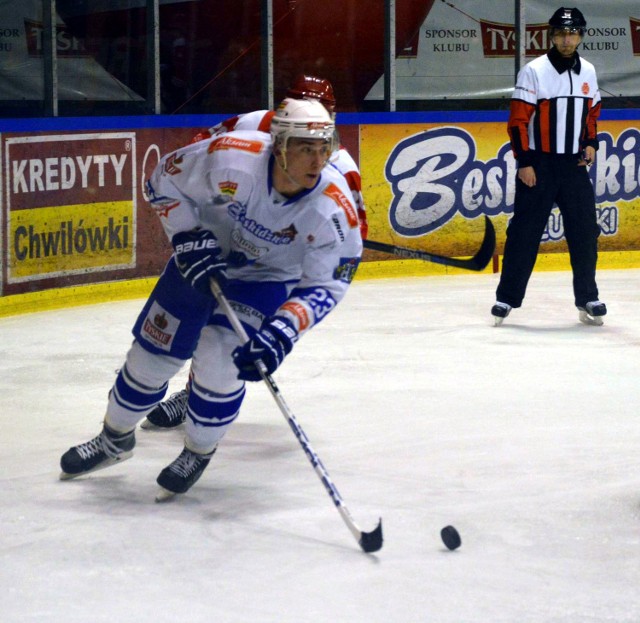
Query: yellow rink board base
1 250 639 318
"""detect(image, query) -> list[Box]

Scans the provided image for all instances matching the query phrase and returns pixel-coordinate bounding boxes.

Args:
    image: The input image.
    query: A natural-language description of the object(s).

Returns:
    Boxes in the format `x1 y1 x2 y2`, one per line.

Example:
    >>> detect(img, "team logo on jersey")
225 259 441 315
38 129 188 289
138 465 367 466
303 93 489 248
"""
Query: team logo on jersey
228 203 296 245
323 183 358 228
163 153 183 176
219 181 238 196
581 82 590 95
208 136 263 154
333 256 360 283
275 223 298 240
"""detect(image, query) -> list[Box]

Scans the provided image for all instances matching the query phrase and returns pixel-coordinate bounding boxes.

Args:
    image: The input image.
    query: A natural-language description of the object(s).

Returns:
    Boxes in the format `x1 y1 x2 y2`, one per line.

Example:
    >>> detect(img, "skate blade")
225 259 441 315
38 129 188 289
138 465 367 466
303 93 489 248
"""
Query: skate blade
59 452 133 480
493 315 505 327
155 487 178 502
579 310 604 326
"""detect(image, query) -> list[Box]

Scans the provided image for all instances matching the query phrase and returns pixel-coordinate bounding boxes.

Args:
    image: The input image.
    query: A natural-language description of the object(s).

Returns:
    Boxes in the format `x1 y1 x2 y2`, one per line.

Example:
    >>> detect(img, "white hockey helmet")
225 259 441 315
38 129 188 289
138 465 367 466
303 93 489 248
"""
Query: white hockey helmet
270 97 337 153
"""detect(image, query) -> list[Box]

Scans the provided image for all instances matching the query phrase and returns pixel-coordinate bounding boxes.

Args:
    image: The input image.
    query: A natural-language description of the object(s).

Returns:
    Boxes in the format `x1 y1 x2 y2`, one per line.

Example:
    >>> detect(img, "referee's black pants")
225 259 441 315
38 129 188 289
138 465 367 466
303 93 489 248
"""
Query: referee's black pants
496 154 601 309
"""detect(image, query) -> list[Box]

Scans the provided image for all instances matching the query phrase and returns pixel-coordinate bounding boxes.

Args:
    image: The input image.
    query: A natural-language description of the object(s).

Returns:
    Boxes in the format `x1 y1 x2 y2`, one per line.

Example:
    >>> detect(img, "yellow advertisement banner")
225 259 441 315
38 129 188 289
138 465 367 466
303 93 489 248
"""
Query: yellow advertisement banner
9 201 135 282
361 120 640 257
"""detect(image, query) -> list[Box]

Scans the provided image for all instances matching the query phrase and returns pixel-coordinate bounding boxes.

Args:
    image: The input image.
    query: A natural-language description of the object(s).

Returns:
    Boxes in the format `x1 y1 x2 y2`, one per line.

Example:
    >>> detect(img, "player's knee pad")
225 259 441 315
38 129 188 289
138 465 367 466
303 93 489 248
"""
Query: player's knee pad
190 324 245 392
125 340 186 388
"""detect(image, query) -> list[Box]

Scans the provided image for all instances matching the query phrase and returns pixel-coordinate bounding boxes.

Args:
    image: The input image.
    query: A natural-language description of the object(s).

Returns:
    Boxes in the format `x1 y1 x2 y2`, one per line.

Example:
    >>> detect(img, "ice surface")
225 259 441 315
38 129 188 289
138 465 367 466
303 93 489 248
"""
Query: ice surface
1 269 639 622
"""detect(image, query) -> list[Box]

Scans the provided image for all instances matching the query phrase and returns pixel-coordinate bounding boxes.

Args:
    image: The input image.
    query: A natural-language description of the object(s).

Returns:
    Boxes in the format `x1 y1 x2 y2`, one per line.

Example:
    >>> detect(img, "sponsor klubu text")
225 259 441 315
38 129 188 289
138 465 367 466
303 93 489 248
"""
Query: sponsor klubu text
477 21 630 57
14 217 130 261
385 126 640 237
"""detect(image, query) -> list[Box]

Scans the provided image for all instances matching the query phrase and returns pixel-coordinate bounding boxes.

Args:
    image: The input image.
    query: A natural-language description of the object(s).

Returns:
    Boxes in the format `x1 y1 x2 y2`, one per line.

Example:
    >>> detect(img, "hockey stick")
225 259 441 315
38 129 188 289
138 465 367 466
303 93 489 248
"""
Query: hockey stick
209 279 383 554
363 215 496 271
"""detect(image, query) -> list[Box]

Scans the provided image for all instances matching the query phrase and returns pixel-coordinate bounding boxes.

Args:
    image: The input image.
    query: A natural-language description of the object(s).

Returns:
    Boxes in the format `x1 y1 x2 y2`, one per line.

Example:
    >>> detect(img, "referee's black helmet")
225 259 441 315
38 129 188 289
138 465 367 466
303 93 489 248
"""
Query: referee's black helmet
549 7 587 32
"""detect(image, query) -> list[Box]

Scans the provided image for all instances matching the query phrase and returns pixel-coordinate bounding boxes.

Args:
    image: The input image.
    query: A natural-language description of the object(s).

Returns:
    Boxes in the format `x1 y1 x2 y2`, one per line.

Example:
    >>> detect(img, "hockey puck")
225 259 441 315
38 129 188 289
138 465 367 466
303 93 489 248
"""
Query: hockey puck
440 525 461 550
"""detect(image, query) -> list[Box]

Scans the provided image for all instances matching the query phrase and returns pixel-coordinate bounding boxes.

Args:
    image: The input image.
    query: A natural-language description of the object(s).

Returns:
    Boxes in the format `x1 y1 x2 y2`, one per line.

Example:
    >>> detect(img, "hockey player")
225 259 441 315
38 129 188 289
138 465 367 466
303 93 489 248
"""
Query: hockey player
143 74 368 429
492 7 606 326
194 74 368 241
59 98 363 498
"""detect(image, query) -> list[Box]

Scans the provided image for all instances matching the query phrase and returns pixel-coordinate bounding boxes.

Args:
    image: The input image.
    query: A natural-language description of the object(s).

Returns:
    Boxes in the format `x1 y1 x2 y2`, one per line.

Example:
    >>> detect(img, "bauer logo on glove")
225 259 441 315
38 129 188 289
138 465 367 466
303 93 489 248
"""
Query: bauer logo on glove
171 229 228 296
232 316 298 381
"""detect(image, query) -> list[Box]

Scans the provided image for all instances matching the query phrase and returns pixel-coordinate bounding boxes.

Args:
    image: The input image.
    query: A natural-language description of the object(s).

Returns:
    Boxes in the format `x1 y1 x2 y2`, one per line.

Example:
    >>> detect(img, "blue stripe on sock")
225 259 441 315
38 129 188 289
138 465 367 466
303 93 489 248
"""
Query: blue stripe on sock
186 382 246 427
112 365 168 412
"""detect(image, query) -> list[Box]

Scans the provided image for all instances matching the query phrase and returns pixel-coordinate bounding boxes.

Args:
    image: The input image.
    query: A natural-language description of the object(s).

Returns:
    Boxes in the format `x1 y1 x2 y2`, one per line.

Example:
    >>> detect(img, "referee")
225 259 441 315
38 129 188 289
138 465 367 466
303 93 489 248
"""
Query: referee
492 7 606 326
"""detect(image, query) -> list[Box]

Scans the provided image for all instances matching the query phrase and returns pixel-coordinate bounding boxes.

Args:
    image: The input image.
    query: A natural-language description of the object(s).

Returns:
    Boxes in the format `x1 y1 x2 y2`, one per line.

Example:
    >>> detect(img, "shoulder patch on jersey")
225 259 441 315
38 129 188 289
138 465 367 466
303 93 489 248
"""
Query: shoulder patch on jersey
333 256 360 283
323 182 358 228
208 135 264 154
581 82 590 95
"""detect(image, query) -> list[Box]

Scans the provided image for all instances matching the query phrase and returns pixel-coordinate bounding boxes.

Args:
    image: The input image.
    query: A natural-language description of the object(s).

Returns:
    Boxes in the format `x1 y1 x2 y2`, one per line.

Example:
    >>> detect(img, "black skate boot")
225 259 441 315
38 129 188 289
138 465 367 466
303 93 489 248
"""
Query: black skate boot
578 301 607 326
155 446 216 501
60 423 135 480
491 302 512 326
141 389 188 430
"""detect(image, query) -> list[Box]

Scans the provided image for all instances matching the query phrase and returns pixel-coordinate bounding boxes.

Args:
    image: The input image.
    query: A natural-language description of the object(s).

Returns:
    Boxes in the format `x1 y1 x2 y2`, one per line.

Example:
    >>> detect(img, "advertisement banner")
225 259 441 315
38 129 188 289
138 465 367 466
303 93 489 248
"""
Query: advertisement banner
367 0 640 101
4 133 137 284
361 120 640 256
0 125 222 297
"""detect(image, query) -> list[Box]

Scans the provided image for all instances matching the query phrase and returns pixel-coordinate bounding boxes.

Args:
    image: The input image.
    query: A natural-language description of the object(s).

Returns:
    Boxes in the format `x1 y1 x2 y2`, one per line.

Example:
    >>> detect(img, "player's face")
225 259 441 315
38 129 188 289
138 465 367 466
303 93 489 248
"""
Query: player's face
281 138 332 190
551 28 582 57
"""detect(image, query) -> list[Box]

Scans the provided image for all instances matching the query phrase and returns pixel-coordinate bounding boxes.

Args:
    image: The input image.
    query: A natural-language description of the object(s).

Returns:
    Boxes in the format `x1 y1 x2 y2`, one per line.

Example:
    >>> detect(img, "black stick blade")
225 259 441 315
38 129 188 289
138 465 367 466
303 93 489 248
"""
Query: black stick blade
359 519 383 553
468 215 496 271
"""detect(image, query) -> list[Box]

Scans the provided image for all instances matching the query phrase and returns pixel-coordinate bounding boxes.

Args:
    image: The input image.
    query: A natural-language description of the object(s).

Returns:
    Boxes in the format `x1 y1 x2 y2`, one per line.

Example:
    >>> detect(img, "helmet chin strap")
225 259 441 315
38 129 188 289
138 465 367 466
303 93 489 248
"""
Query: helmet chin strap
274 148 303 194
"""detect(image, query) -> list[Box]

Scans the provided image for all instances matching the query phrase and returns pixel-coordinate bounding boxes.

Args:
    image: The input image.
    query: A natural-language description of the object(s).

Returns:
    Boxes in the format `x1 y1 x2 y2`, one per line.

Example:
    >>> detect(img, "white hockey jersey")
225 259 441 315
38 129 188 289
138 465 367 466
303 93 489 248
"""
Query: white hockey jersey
146 130 362 334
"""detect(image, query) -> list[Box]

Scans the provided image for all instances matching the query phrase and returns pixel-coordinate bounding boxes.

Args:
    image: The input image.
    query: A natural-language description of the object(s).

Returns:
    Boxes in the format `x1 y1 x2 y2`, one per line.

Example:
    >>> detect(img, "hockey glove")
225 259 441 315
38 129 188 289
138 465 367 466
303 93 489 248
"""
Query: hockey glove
172 229 227 296
232 316 298 381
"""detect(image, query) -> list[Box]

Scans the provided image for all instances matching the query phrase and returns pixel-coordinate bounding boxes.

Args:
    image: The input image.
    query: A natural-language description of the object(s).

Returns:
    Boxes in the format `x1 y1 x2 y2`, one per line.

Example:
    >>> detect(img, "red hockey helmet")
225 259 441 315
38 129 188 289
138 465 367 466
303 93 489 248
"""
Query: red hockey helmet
286 75 337 114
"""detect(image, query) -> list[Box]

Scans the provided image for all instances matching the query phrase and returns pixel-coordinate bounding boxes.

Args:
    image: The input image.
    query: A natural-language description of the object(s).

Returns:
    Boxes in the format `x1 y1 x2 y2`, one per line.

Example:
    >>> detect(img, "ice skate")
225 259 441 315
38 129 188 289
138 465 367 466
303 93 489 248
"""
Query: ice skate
155 446 216 501
578 300 606 326
491 302 512 326
60 424 135 480
141 389 188 429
